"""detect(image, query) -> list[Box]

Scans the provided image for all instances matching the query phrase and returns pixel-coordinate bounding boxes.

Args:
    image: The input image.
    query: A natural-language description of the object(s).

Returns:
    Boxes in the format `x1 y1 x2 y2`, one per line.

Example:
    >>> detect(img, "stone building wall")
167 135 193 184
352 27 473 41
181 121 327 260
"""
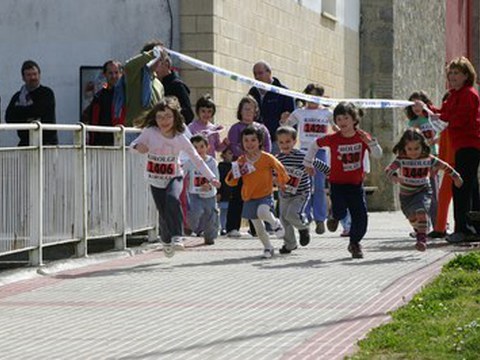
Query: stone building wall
360 0 446 210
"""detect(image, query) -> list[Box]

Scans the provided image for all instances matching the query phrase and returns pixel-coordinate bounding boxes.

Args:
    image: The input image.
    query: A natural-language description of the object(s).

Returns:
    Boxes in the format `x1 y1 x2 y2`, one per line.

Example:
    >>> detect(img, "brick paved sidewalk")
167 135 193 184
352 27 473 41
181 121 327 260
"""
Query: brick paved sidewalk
0 212 461 360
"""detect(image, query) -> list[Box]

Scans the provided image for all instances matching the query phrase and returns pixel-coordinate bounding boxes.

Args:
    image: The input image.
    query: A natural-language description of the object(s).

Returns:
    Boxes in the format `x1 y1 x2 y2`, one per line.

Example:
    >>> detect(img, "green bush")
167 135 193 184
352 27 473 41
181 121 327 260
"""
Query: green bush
444 252 480 272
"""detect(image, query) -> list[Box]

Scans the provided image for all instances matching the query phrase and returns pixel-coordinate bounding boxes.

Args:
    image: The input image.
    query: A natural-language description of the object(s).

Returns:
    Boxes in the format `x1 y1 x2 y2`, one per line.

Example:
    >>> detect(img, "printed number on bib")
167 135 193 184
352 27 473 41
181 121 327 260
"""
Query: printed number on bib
284 167 304 194
191 170 209 194
145 154 178 188
399 159 431 186
338 143 362 172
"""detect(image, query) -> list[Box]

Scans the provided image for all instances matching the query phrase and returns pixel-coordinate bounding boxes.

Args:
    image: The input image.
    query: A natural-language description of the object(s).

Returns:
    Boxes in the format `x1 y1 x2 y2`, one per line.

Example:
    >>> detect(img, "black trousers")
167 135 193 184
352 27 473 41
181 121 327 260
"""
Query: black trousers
453 147 480 234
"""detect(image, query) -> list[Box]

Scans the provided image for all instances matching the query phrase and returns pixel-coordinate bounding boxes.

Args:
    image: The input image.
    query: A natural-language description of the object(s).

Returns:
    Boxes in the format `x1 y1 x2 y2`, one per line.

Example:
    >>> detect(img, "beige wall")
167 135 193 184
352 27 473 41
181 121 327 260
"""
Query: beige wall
180 0 359 128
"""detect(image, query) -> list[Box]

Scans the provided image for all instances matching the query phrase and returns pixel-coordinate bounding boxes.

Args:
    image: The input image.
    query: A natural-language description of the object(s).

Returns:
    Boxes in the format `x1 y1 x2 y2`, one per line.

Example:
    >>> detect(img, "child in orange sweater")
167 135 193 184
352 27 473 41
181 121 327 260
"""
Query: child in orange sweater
226 126 290 258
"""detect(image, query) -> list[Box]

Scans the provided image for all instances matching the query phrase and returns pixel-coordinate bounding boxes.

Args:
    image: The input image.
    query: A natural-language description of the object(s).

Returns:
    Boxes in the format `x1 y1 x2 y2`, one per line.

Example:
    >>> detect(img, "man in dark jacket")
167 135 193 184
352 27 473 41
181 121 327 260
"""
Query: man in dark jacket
82 60 123 145
248 61 295 153
155 53 194 124
6 60 58 146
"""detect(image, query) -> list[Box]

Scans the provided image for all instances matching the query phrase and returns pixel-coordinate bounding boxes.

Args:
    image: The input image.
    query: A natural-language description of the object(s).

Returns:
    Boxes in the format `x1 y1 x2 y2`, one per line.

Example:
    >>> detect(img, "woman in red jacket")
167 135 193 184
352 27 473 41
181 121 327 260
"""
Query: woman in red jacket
440 57 480 243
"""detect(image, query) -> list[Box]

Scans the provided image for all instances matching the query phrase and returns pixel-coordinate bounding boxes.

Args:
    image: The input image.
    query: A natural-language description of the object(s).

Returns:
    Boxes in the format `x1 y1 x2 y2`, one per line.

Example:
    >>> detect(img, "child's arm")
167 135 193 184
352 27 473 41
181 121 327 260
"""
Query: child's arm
357 129 383 159
303 139 322 176
225 170 239 187
271 156 290 185
384 159 401 184
312 158 330 176
283 111 299 127
130 130 149 154
432 156 463 188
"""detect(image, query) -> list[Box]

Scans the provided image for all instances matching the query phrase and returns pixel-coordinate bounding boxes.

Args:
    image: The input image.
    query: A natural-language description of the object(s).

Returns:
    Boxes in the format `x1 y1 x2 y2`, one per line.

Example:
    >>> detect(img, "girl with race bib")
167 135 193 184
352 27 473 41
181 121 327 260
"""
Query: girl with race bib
225 126 289 259
282 84 332 235
131 97 220 258
304 102 383 259
385 128 462 251
276 126 330 254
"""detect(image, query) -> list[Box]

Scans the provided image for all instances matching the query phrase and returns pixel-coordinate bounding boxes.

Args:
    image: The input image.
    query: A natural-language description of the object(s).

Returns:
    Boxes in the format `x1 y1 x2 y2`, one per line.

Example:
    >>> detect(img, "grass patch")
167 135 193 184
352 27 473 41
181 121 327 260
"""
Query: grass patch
348 251 480 360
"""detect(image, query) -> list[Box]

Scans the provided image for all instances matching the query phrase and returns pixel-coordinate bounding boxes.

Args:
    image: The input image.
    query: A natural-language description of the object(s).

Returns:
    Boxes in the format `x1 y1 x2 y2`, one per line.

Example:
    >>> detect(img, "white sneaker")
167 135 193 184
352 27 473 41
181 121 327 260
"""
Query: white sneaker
162 242 175 258
227 230 242 238
173 237 185 250
261 248 274 259
273 220 285 239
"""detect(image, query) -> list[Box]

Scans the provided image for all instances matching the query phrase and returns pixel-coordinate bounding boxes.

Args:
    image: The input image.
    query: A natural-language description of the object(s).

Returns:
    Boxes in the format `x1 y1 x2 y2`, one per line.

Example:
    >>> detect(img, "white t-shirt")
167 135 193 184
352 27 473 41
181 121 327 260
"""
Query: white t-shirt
286 107 333 151
132 127 215 188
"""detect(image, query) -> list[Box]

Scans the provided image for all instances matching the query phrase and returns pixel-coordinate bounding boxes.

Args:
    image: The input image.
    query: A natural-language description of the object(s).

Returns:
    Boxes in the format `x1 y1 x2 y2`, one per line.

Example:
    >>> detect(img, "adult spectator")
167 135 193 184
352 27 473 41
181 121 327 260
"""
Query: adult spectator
113 40 165 128
438 56 480 243
155 52 194 124
6 60 58 146
248 60 295 153
82 60 123 145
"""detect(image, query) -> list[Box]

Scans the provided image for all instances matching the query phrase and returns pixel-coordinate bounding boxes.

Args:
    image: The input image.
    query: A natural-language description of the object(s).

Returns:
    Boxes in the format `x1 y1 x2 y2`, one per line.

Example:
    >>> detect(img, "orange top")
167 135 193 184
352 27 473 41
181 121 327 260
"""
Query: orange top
226 152 289 201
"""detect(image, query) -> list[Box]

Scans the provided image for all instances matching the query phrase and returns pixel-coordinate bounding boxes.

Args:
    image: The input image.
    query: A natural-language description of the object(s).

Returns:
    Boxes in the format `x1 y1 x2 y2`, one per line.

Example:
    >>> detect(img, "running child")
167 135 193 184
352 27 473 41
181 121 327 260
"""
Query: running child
188 94 226 157
282 84 332 234
385 128 463 251
304 102 383 259
225 126 289 258
131 97 220 258
225 95 272 238
276 126 330 254
184 134 220 245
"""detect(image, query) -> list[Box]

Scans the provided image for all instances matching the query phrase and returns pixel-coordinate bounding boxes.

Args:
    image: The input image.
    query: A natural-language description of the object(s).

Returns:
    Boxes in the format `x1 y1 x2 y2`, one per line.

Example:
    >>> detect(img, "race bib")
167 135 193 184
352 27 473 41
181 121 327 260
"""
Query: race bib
145 154 179 188
231 161 256 179
191 170 209 194
284 167 304 195
337 143 362 172
399 159 431 186
300 117 329 144
418 122 435 140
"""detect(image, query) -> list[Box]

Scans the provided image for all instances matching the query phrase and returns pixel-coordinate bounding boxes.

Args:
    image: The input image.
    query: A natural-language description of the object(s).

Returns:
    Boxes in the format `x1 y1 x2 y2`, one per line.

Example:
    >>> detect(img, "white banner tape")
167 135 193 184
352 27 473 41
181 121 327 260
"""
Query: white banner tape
163 48 414 109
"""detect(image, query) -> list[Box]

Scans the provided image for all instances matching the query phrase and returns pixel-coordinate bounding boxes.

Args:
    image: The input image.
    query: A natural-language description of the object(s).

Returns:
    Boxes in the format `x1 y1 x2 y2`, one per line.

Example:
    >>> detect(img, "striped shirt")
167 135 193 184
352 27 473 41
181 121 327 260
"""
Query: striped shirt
385 155 460 195
276 149 330 196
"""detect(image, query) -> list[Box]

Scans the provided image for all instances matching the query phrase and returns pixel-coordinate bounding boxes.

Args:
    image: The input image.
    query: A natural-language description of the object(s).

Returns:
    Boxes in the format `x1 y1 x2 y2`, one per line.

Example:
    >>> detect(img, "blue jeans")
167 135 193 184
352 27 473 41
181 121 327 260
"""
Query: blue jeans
218 201 229 231
306 149 327 222
188 194 219 241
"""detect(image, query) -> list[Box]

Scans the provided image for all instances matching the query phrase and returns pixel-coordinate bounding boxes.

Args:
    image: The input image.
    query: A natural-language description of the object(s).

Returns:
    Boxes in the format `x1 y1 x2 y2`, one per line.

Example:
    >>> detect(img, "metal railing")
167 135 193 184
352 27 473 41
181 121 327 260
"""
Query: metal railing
0 122 157 265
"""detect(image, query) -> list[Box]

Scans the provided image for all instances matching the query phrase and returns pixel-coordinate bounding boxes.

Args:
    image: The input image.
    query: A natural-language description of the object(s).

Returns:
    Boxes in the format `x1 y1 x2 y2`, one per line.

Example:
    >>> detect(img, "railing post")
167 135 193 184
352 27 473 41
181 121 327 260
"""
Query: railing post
29 122 43 266
75 124 88 258
114 126 127 250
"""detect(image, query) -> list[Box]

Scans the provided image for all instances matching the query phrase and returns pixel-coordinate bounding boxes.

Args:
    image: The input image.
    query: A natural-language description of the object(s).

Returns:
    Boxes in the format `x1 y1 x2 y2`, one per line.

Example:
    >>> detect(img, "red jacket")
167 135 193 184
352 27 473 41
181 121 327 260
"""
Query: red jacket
440 85 480 151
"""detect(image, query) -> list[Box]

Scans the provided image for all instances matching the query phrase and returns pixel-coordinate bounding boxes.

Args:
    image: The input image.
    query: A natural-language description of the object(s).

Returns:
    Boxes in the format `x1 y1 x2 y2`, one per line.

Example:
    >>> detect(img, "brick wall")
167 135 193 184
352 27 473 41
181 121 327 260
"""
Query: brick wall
180 0 359 128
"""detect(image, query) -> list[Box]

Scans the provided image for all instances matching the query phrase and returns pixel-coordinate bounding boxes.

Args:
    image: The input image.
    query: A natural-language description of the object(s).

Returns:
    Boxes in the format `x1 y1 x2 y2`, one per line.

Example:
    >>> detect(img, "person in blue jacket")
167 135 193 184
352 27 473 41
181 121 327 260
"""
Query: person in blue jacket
248 61 295 154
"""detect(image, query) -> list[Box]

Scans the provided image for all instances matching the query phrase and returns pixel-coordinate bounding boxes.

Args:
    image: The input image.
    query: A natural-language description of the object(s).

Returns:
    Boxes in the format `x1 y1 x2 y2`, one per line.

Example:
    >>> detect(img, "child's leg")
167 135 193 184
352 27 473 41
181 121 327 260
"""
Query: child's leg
250 219 273 250
150 186 168 241
312 149 328 222
415 211 428 235
187 194 202 234
164 178 184 242
257 204 280 227
346 185 368 244
329 184 348 221
202 198 219 242
407 215 418 232
279 196 297 250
